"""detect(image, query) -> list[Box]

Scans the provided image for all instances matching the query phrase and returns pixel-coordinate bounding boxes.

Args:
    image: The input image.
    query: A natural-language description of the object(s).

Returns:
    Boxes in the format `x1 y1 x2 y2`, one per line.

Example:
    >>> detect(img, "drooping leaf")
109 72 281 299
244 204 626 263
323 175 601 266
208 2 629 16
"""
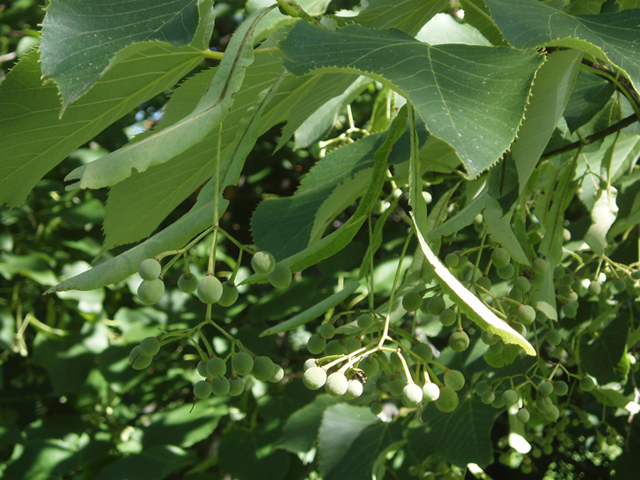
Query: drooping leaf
0 45 204 208
485 0 640 91
40 0 207 108
318 404 403 480
354 0 449 35
407 107 536 355
65 6 274 191
581 313 629 384
564 70 615 133
277 395 343 454
407 396 503 468
279 22 544 178
416 12 493 46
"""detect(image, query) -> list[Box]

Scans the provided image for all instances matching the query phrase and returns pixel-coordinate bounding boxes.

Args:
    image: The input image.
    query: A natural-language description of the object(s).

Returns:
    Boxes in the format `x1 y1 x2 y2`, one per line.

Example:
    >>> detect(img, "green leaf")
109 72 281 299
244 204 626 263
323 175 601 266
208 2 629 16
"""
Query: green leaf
407 396 503 468
620 0 640 8
581 313 629 384
417 12 493 46
354 0 449 35
564 70 615 133
279 22 544 178
565 0 607 15
247 0 332 42
96 445 196 480
0 46 203 208
485 0 640 91
318 404 403 480
483 196 529 265
277 395 343 454
65 6 274 191
219 429 290 480
584 186 618 255
40 0 206 108
484 344 521 368
407 107 536 355
591 387 640 413
512 49 582 191
459 0 507 46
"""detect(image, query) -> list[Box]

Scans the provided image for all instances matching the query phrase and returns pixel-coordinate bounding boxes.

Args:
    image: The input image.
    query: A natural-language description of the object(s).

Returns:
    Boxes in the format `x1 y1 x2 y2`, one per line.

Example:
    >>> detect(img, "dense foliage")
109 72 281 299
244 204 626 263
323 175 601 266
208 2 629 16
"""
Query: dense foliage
2 0 640 479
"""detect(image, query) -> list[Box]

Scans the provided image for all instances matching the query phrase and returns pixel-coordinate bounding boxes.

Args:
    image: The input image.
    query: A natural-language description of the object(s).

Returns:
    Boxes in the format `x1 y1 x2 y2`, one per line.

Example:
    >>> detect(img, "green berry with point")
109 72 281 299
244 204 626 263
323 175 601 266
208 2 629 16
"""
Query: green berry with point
539 381 554 396
517 305 536 325
251 251 276 275
492 248 511 269
217 281 239 307
449 331 469 352
197 360 209 378
515 276 531 293
402 291 424 312
211 376 230 396
580 376 596 391
320 322 336 338
194 380 212 399
324 340 344 356
269 365 285 383
536 395 553 413
516 408 530 423
545 405 560 422
178 273 199 294
228 377 245 396
546 329 562 346
344 337 362 353
140 336 161 356
138 258 161 280
435 386 459 412
412 343 433 361
137 279 165 305
562 302 578 318
497 263 515 280
481 390 495 404
370 402 383 415
206 357 226 378
389 377 406 396
325 372 348 396
474 381 491 396
614 278 627 293
197 275 223 304
129 346 153 370
403 383 423 407
307 334 326 354
356 313 374 331
589 281 602 295
422 383 440 402
491 394 505 409
344 379 364 399
554 381 569 396
303 367 327 390
232 352 254 376
476 276 492 292
439 308 456 327
427 296 446 315
445 252 459 268
360 357 379 377
268 262 292 288
502 389 519 406
532 258 548 275
252 356 275 381
444 370 465 391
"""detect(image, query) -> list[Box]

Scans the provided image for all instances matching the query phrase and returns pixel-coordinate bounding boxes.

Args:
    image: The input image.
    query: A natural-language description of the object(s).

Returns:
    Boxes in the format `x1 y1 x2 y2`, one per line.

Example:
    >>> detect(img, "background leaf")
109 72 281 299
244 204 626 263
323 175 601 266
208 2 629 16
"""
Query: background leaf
581 313 629 384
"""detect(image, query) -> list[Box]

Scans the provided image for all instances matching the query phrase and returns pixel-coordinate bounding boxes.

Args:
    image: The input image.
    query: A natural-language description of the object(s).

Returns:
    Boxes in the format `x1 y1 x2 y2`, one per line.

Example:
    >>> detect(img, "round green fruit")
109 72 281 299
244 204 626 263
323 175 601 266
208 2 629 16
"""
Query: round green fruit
439 308 456 327
435 386 459 412
532 258 548 275
325 372 348 396
137 279 165 305
140 336 161 356
307 334 326 354
356 313 374 331
344 337 362 354
449 331 470 352
580 376 596 391
502 389 519 406
445 253 460 268
497 263 515 280
268 263 292 288
481 330 498 346
403 383 424 407
474 381 491 396
344 379 364 399
375 375 390 393
516 408 530 423
129 346 153 370
491 248 511 269
562 302 577 318
444 370 465 391
218 282 239 307
554 381 569 396
476 276 492 292
232 352 254 376
319 322 336 339
546 329 562 346
422 383 440 402
303 367 327 390
491 394 505 409
515 276 531 293
228 377 245 396
252 356 275 381
536 396 553 413
517 305 536 326
511 322 527 337
138 258 161 280
303 358 317 371
588 281 602 296
539 381 554 396
324 340 344 356
197 360 209 378
178 273 198 294
197 275 223 304
360 357 379 377
489 341 504 354
389 377 406 397
427 296 446 315
269 365 285 383
481 390 495 404
194 380 212 399
545 405 560 422
251 251 275 275
402 291 424 312
370 402 383 415
211 376 230 396
206 357 227 378
412 343 433 361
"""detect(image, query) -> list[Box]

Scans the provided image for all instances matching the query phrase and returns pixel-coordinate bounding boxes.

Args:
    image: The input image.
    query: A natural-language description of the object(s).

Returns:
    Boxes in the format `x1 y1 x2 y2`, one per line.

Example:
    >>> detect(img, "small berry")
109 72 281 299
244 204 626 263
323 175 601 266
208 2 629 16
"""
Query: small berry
532 258 548 275
251 251 276 275
228 377 245 396
303 367 327 390
546 329 562 346
481 330 498 345
476 276 492 292
319 322 336 338
502 389 519 406
517 305 536 325
403 383 424 407
402 291 424 312
435 386 459 412
218 282 239 307
137 279 165 305
439 308 456 326
178 273 198 294
614 278 627 293
427 296 446 315
481 390 495 404
232 352 254 376
539 381 554 396
197 360 209 378
345 337 362 353
580 376 596 391
197 275 223 304
516 408 530 423
252 356 275 381
194 380 212 399
562 302 577 318
211 376 230 396
553 266 566 280
206 357 226 378
497 263 515 280
344 379 364 399
324 340 344 356
412 343 433 361
140 336 161 356
138 258 161 280
422 383 440 402
492 248 511 269
545 405 560 422
489 341 504 354
474 381 491 396
515 276 531 293
307 334 326 354
554 381 569 396
375 375 390 393
360 357 379 377
389 377 406 396
370 402 383 415
445 253 460 268
269 365 285 383
303 358 317 371
325 372 348 396
444 370 465 391
536 395 553 413
511 322 527 337
129 346 153 370
588 281 602 295
268 263 292 288
356 313 374 331
449 331 470 352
